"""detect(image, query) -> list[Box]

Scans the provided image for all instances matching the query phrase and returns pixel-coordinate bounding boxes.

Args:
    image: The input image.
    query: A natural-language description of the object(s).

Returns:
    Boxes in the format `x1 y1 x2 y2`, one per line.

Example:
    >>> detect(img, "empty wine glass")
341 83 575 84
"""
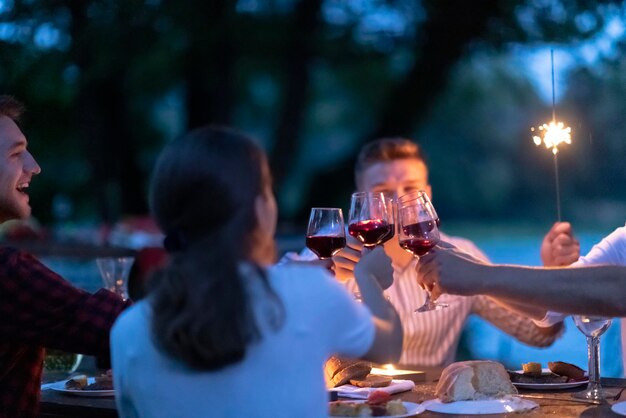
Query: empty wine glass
573 315 612 402
97 256 135 300
306 208 346 259
397 195 445 312
348 192 392 249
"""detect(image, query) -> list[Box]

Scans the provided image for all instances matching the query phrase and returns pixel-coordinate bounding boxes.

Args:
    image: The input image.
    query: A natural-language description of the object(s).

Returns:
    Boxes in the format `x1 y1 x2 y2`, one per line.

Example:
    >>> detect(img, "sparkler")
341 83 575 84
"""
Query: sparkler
531 50 571 221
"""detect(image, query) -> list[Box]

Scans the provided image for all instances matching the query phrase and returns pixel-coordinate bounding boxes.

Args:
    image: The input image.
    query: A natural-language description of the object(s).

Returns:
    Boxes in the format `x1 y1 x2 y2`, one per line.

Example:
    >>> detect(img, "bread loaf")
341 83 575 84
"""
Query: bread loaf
436 361 517 403
324 356 372 388
548 361 585 380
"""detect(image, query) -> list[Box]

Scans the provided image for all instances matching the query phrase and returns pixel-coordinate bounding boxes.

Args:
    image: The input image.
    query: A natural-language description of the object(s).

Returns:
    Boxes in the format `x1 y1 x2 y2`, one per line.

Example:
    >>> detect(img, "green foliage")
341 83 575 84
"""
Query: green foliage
0 0 624 230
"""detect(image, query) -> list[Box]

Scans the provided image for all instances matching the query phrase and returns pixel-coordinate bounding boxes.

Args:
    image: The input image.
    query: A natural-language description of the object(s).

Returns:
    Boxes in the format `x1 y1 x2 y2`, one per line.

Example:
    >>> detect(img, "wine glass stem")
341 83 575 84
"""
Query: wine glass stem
587 336 601 389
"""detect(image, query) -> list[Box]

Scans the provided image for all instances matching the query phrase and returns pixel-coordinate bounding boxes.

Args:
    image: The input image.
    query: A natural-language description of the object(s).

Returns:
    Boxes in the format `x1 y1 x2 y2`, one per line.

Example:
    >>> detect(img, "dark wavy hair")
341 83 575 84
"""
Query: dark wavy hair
148 125 283 370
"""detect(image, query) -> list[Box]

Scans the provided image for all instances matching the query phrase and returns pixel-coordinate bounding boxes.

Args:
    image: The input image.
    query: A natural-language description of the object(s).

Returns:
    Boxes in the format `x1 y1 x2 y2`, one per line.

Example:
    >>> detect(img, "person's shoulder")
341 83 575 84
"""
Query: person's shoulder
606 225 626 241
0 246 30 261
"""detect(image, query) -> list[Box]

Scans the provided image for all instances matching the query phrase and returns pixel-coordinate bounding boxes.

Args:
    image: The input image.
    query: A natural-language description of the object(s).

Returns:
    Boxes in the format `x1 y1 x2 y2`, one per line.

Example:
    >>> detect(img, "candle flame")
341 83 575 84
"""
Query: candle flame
382 364 395 371
531 121 572 155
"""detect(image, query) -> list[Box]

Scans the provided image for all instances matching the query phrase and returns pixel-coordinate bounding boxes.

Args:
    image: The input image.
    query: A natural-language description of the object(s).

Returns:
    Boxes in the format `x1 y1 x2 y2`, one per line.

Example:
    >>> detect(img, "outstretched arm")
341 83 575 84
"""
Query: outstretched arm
418 243 626 317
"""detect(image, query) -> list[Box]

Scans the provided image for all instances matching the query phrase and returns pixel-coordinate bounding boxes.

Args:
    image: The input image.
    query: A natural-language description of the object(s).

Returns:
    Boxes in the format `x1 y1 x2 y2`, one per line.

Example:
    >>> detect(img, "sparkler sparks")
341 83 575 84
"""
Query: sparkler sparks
531 121 572 155
530 49 572 222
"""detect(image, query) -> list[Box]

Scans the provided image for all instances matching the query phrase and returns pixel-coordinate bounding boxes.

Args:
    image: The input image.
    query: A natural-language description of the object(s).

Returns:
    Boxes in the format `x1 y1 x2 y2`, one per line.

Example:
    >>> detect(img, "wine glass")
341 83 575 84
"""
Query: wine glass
398 190 440 227
397 196 445 312
97 256 135 300
572 315 612 402
306 208 346 259
348 192 392 249
378 192 397 245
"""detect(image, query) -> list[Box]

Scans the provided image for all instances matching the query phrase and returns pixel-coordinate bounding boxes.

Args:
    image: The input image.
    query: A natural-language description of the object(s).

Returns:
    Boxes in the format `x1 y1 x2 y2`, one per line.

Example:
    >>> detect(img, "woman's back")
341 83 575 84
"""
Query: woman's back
111 264 375 418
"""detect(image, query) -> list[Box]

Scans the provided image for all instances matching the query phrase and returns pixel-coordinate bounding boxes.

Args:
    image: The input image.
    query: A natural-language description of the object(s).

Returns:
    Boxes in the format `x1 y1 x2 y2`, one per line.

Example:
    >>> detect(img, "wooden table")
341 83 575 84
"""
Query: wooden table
395 368 626 417
39 366 626 417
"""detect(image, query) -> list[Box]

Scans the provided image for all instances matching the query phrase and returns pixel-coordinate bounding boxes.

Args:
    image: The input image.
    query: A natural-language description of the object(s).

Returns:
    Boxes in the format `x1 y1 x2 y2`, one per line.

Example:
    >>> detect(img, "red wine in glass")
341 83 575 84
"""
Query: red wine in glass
348 219 392 247
348 192 392 249
306 208 346 259
379 223 396 244
402 220 436 236
305 235 346 259
397 201 444 312
399 237 437 257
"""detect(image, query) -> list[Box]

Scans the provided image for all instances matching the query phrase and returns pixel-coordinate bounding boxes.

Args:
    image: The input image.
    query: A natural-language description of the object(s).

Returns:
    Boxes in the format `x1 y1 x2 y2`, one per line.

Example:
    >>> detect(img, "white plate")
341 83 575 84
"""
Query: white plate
511 368 588 390
329 400 424 417
422 397 538 415
47 377 115 397
612 401 626 416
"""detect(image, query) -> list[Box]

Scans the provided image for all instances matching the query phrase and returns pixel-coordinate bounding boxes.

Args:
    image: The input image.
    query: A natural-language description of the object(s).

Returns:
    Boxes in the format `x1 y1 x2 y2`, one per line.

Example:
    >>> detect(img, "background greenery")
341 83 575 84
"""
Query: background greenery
1 0 625 235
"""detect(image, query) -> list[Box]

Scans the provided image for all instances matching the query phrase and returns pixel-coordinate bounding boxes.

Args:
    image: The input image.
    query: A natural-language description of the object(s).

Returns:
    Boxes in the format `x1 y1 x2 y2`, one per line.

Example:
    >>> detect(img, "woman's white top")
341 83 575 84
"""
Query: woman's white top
111 264 375 418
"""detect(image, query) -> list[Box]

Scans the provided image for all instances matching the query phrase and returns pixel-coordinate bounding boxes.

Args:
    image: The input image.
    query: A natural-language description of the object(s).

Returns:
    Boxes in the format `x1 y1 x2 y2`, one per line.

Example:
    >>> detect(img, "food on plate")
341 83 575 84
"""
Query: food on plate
65 372 114 391
350 374 393 388
522 362 542 376
325 356 372 388
508 371 568 384
508 360 586 384
548 361 586 380
436 360 517 403
329 401 372 417
329 390 407 416
65 375 88 390
86 374 114 390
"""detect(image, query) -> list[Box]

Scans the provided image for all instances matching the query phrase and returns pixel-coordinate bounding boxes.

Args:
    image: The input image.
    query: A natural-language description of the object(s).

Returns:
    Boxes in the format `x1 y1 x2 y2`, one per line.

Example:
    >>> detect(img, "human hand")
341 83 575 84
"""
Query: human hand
540 222 580 267
332 234 364 282
416 241 485 299
354 246 394 290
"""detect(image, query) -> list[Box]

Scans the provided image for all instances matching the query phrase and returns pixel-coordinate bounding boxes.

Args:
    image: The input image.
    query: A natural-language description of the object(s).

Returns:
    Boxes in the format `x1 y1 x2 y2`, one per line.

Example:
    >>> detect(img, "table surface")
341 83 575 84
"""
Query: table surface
39 366 626 417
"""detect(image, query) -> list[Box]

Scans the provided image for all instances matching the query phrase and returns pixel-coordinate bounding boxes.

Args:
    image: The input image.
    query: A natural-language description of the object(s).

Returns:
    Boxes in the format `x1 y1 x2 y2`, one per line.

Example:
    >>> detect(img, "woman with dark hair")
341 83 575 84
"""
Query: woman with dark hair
110 126 402 418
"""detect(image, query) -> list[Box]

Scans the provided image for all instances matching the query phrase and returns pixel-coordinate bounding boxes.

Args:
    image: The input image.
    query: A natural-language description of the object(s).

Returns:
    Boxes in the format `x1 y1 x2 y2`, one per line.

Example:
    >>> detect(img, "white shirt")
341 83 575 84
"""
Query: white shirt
344 233 488 366
286 233 559 367
534 225 626 374
111 264 375 418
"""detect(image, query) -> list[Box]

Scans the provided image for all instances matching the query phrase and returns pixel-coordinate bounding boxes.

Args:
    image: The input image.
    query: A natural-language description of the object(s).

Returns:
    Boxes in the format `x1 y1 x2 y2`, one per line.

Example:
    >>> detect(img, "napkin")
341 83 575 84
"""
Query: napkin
330 379 415 399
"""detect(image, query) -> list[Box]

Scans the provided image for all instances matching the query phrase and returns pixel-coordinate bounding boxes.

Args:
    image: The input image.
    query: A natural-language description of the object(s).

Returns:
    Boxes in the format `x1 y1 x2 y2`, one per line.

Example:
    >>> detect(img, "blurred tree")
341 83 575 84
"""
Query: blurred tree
305 0 624 225
0 0 624 231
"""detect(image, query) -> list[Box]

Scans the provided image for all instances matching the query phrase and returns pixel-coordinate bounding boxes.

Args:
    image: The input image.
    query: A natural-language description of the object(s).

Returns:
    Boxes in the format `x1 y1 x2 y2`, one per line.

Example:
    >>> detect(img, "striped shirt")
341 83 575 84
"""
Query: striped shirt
344 233 562 366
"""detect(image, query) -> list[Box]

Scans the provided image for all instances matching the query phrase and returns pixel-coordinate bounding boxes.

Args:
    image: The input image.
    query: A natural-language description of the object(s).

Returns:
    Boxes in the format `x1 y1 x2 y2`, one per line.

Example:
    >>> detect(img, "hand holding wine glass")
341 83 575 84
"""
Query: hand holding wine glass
306 208 346 259
397 194 445 312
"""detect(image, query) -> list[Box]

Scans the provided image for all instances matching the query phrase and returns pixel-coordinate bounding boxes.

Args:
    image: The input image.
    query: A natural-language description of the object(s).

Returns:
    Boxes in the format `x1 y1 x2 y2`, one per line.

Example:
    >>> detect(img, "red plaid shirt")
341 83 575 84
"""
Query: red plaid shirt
0 247 131 418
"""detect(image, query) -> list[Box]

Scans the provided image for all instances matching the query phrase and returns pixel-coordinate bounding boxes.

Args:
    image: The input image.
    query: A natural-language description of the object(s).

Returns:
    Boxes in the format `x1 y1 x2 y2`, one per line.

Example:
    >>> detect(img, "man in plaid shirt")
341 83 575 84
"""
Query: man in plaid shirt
0 96 131 417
